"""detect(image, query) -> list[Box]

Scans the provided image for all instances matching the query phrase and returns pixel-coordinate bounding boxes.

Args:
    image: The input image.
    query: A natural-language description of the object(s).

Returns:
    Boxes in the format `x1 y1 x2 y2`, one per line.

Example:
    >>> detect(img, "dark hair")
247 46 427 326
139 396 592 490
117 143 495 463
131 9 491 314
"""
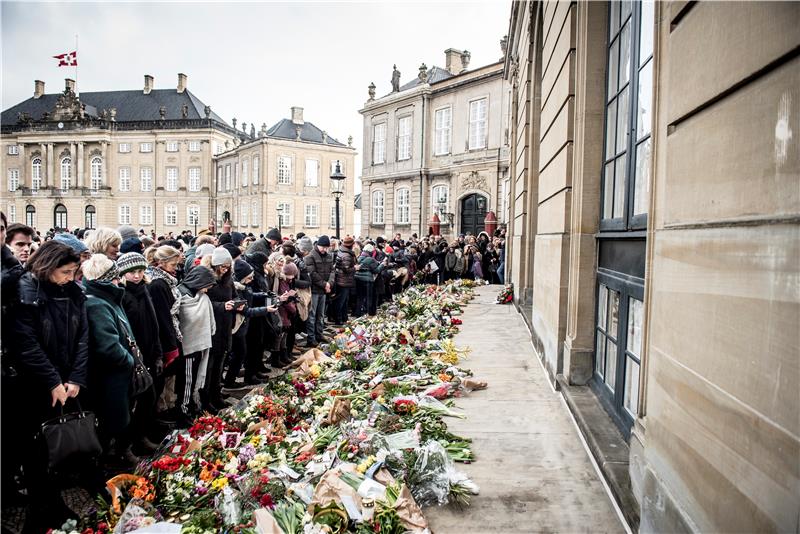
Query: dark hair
281 243 296 258
0 211 7 228
6 223 35 243
26 241 80 280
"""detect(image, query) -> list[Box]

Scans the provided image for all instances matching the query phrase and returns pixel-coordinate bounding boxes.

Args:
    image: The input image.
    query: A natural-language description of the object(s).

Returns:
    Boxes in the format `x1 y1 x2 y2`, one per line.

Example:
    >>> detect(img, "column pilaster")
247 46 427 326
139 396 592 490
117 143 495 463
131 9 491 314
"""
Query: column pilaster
77 142 85 188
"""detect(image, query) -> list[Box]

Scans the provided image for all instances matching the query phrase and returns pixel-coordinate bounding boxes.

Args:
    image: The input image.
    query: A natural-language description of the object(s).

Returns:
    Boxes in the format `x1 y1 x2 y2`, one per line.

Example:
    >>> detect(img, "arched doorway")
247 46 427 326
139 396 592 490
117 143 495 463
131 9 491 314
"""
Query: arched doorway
85 205 96 229
222 210 231 222
54 204 68 230
459 193 487 236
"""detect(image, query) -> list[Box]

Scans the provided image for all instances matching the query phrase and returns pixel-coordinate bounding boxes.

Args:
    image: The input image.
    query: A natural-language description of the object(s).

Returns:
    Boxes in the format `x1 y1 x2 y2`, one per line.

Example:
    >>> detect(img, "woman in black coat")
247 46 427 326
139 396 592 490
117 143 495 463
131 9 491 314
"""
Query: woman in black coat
12 241 89 532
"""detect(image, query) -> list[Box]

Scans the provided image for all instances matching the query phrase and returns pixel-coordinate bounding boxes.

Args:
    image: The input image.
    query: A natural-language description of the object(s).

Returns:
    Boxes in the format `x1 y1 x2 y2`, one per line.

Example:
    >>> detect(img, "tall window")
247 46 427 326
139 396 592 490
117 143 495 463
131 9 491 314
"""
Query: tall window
397 116 412 160
253 156 260 184
372 123 386 164
89 157 102 190
7 204 15 223
31 158 42 191
165 203 177 226
304 204 319 227
119 167 131 192
216 167 223 191
60 157 71 191
240 203 249 226
431 184 449 216
225 165 232 190
434 107 452 155
25 205 35 228
139 142 153 153
602 0 653 227
140 167 153 191
166 140 179 152
305 159 319 187
278 156 292 185
166 167 178 191
119 143 131 153
371 190 385 224
7 169 19 192
277 202 292 227
330 203 344 229
251 199 260 226
7 145 19 155
188 140 200 152
241 158 249 187
139 204 153 226
188 167 201 192
187 205 199 226
468 98 488 150
84 205 95 229
396 187 410 224
118 204 131 225
54 204 68 229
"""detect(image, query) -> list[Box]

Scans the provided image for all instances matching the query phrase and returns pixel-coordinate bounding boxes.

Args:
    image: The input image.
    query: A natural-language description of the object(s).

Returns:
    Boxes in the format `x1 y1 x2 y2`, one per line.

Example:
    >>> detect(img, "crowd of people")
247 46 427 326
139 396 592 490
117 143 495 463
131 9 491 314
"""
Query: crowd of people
0 213 505 532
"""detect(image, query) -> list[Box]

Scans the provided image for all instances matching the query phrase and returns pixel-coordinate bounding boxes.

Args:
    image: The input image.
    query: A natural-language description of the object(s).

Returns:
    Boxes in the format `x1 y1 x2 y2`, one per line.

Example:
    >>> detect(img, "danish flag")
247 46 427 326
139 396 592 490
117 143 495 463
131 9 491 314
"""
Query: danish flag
53 51 77 67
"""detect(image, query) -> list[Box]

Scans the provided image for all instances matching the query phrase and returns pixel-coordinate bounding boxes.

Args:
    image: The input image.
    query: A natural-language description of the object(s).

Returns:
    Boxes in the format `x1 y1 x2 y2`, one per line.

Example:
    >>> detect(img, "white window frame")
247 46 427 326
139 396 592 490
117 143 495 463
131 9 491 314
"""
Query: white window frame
7 169 19 192
468 98 488 150
397 116 412 161
166 167 179 191
225 164 232 190
188 140 201 152
118 143 131 153
140 167 153 192
372 123 386 164
253 156 260 184
330 203 344 228
139 142 153 153
371 189 385 224
241 158 249 187
118 167 131 192
139 204 153 226
304 203 319 228
434 106 452 155
431 184 449 215
240 203 249 226
7 204 15 222
31 158 42 191
305 159 319 187
60 157 71 191
7 145 19 155
118 204 131 225
251 199 259 226
25 205 36 227
166 140 179 153
187 205 200 226
277 201 292 227
396 187 410 224
278 156 292 185
165 203 178 226
90 157 103 190
188 167 201 192
216 167 223 191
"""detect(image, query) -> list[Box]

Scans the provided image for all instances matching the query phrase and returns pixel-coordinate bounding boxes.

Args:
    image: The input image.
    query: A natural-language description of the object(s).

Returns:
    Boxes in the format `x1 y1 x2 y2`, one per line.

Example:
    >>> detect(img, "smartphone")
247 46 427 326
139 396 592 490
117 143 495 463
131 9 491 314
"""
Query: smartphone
232 299 247 307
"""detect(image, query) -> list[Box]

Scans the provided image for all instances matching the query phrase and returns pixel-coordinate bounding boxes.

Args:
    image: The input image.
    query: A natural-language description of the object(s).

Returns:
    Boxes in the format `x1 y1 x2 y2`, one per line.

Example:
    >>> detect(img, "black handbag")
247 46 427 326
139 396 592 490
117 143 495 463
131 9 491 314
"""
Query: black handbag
38 399 102 471
119 319 153 398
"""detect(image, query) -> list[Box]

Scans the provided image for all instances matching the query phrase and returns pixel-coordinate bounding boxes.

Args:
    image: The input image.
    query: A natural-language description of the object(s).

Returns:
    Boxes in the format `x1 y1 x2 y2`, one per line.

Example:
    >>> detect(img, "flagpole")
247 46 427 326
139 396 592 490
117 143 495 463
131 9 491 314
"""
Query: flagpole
74 34 79 95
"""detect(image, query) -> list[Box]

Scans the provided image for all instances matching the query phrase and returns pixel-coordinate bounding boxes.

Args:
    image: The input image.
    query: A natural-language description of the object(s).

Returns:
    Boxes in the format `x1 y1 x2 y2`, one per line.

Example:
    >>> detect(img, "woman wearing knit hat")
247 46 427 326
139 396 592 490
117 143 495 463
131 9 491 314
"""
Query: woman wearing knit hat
81 254 139 468
118 252 163 452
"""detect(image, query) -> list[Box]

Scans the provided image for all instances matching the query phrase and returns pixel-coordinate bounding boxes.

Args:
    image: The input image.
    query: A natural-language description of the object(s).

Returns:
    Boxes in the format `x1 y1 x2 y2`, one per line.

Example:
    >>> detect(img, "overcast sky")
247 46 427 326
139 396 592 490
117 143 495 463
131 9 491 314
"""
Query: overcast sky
1 0 511 194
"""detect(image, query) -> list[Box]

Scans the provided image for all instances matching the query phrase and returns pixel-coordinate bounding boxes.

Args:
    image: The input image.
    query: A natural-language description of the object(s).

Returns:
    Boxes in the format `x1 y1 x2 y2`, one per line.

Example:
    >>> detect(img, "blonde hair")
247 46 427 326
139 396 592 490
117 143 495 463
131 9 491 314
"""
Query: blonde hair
153 245 181 266
81 253 115 281
195 235 216 246
85 227 122 255
144 245 158 265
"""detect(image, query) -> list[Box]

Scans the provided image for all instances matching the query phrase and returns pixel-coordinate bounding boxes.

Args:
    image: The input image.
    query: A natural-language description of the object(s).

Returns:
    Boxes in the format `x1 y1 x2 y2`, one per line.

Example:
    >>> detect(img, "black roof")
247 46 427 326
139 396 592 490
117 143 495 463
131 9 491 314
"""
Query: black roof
1 88 228 125
397 66 454 93
265 118 347 147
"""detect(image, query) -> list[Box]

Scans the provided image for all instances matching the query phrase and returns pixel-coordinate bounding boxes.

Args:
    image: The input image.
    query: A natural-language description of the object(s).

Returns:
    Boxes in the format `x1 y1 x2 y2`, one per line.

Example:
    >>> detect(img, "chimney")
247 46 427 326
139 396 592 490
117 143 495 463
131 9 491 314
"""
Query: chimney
65 78 76 93
177 73 187 93
34 80 45 99
144 74 154 95
444 48 466 75
291 106 304 125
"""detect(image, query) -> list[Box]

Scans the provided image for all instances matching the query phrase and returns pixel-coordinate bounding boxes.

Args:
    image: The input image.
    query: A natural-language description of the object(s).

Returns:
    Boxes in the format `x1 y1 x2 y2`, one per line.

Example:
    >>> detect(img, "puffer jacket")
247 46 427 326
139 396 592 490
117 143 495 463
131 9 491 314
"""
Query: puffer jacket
334 245 357 288
305 248 335 294
355 253 384 283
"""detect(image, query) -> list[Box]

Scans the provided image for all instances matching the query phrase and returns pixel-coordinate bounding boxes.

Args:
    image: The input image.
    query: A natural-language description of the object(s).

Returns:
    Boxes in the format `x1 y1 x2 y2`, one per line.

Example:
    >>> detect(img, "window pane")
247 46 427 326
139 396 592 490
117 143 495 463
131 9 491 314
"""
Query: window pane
597 284 608 328
633 138 651 216
609 0 619 36
620 0 632 25
613 154 627 219
640 0 655 64
607 39 619 97
616 86 629 154
603 161 615 219
605 339 617 391
609 288 620 339
624 357 640 415
627 297 644 357
618 22 631 89
596 331 606 377
605 98 617 156
637 60 654 139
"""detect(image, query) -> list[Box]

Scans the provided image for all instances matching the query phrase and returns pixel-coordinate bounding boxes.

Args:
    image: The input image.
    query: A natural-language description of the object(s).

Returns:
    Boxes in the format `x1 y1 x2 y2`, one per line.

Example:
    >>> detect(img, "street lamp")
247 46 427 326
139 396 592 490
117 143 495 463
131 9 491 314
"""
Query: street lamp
437 199 454 228
330 160 346 239
276 205 283 233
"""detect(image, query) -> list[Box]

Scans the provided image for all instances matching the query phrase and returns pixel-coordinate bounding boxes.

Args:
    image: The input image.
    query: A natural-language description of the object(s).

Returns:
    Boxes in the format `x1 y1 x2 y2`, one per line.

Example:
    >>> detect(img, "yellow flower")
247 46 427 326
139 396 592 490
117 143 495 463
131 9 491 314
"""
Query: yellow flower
211 477 229 491
309 364 321 378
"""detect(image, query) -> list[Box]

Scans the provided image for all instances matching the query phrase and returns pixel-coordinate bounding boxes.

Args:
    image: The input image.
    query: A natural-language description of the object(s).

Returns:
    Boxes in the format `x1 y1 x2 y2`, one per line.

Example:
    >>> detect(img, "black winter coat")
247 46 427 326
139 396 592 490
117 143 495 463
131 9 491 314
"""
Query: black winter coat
148 276 181 357
207 272 235 354
334 246 357 288
305 249 335 294
121 280 163 371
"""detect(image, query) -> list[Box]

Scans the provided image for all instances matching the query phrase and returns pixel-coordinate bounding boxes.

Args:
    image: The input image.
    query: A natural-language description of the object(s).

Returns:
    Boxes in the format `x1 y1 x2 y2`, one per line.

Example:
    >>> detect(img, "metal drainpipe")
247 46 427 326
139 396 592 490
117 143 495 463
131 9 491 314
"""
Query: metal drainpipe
419 92 426 237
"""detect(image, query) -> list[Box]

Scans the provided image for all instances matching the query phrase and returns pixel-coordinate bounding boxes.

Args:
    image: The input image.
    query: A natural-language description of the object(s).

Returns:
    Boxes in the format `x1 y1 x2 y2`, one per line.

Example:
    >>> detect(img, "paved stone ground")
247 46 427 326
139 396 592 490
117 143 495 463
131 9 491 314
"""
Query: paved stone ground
424 286 626 534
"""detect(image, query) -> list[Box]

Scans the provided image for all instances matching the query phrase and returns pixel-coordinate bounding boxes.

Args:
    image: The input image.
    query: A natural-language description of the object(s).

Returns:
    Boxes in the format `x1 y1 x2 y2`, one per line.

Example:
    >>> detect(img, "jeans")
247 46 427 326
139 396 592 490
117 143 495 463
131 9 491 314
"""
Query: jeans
332 286 353 324
355 279 374 317
497 261 505 284
306 292 327 343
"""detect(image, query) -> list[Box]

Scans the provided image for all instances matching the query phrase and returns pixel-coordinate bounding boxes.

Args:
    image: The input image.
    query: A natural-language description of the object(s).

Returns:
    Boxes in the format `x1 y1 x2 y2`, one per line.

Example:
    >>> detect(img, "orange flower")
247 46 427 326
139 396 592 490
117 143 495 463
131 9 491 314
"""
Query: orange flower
438 373 453 382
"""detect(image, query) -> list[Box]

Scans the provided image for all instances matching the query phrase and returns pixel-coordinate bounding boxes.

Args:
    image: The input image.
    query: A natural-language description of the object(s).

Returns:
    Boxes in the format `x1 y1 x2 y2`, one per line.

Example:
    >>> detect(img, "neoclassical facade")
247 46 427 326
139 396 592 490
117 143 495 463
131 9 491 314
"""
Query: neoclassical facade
359 48 510 239
214 107 356 237
1 75 236 234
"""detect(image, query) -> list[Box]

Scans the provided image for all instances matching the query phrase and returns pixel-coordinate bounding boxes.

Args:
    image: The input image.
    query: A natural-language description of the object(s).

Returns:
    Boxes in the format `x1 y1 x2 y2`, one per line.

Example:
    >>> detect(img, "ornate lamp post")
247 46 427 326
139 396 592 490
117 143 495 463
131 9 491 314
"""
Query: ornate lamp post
437 199 454 229
330 160 346 239
276 205 283 233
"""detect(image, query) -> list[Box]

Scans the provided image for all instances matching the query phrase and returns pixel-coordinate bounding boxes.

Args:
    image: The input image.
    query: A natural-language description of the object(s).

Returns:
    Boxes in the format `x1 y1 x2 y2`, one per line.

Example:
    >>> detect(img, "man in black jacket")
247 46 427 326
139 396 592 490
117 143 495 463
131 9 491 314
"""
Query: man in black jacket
303 235 334 347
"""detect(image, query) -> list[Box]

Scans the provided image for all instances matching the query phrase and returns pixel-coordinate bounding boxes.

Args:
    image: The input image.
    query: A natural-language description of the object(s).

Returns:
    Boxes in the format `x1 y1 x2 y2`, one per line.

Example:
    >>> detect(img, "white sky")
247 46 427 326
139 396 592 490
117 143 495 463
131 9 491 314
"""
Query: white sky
1 0 511 196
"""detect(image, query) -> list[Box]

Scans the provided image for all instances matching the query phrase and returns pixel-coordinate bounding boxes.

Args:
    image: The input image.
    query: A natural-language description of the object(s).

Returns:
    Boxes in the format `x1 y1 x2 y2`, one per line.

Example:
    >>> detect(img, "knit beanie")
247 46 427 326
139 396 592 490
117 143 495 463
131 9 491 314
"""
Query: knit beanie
266 228 282 242
117 225 138 241
297 237 313 254
82 254 118 282
222 243 242 259
211 246 233 266
195 243 215 259
117 252 148 275
217 232 233 246
317 235 331 247
342 235 355 247
53 232 88 253
282 262 299 277
231 232 245 247
120 236 144 254
363 244 375 253
234 259 254 281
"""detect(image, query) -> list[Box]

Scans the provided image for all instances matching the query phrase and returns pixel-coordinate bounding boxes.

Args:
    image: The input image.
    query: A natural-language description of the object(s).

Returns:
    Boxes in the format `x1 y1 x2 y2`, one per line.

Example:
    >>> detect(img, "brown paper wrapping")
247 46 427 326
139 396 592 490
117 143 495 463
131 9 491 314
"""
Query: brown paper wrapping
324 398 352 426
309 464 362 513
254 508 284 534
462 378 488 390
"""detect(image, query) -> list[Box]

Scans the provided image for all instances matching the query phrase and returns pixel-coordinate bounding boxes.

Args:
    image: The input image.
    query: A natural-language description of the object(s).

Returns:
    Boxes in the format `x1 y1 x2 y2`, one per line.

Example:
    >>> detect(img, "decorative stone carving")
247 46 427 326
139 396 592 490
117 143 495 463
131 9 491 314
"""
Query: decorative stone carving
242 122 247 133
348 135 353 147
52 84 84 121
461 50 471 70
461 170 488 192
295 125 302 141
368 82 376 100
322 131 328 144
232 118 237 129
260 123 267 137
391 65 400 93
159 106 166 120
418 63 428 83
501 35 508 57
109 108 117 122
181 104 189 119
250 124 255 138
204 105 211 119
